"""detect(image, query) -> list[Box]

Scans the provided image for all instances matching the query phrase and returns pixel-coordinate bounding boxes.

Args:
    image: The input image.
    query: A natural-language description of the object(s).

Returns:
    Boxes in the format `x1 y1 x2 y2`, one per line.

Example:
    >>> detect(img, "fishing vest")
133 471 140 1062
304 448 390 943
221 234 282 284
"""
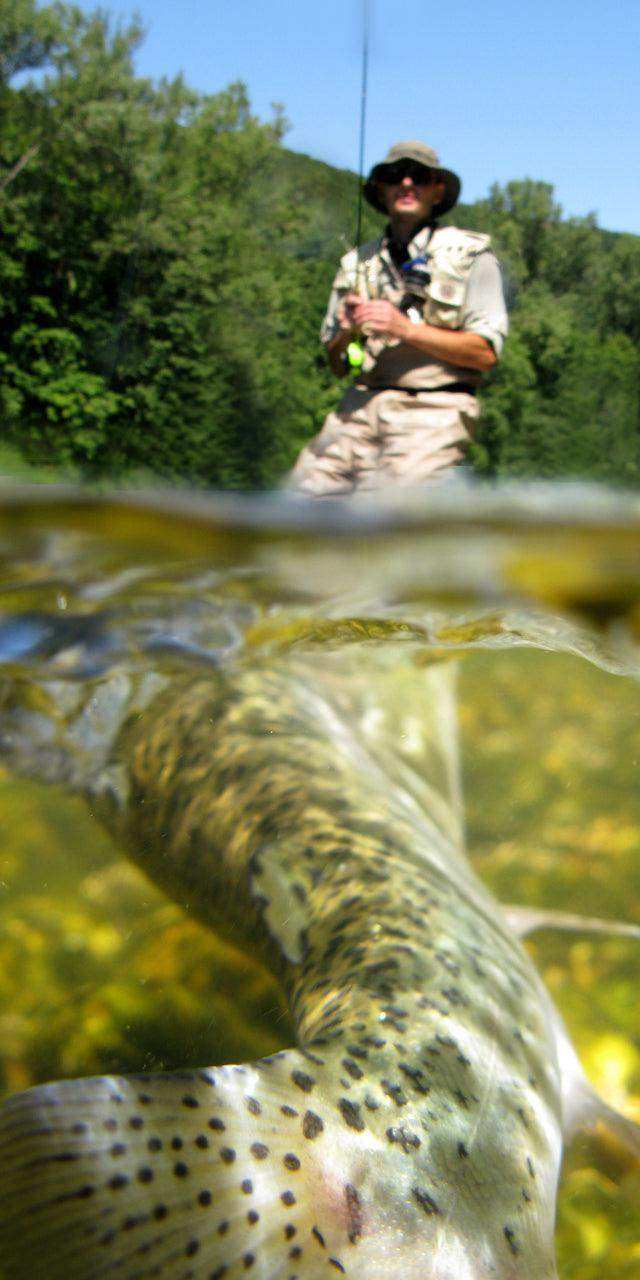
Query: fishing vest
350 225 492 330
334 225 492 390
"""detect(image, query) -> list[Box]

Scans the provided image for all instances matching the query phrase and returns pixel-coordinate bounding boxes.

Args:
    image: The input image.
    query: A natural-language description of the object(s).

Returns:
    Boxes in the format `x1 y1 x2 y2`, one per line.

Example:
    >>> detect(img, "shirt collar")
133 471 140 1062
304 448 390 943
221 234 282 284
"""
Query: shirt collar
382 220 436 262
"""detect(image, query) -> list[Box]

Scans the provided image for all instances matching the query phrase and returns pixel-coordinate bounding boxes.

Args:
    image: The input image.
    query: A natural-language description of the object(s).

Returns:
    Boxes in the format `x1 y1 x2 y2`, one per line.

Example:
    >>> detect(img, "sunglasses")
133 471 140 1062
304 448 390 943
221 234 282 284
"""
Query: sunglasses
376 161 437 186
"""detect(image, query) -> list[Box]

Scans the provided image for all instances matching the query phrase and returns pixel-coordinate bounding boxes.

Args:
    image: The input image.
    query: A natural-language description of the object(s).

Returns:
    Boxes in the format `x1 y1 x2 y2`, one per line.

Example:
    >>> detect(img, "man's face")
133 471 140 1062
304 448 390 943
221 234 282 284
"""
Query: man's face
377 163 445 223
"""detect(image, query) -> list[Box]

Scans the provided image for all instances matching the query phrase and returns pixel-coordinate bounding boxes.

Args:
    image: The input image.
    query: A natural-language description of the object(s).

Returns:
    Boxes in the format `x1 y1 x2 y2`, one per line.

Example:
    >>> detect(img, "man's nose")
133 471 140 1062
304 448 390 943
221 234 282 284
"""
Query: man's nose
400 175 415 187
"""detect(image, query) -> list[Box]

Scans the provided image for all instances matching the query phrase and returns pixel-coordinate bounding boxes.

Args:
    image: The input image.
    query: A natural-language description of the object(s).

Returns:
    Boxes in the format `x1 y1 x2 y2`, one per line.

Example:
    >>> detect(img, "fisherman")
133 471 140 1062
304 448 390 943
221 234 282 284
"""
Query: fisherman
289 140 508 494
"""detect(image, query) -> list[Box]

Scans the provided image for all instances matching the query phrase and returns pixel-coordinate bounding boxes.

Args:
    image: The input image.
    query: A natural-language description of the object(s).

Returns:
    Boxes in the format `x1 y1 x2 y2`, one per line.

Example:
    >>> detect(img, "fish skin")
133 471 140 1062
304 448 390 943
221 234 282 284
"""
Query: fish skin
0 654 628 1279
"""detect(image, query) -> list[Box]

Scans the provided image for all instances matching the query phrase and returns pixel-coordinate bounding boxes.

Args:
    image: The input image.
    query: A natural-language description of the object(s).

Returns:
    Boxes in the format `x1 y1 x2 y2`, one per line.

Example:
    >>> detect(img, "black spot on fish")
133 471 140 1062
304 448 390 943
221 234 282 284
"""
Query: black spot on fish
138 1166 153 1183
281 1190 296 1206
283 1153 300 1171
183 1095 199 1108
110 1142 127 1157
129 1116 144 1130
398 1063 430 1094
209 1116 226 1131
251 1142 269 1160
245 1096 261 1116
291 1070 314 1093
386 1126 421 1152
198 1190 212 1206
312 1226 326 1248
148 1136 162 1152
103 1118 118 1132
282 1105 299 1118
217 1220 229 1235
220 1147 236 1164
153 1204 168 1220
527 1156 536 1178
346 1045 368 1060
174 1161 189 1177
195 1134 209 1150
413 1188 441 1216
172 1137 184 1150
338 1098 365 1132
138 1093 153 1105
108 1174 129 1191
289 1246 302 1259
329 1259 346 1272
299 1049 325 1070
381 1080 407 1106
243 1253 255 1268
345 1183 363 1242
504 1226 520 1256
342 1059 364 1080
248 1210 259 1225
186 1240 200 1257
285 1225 297 1240
211 1267 227 1279
303 1111 324 1139
53 1184 95 1203
241 1178 253 1194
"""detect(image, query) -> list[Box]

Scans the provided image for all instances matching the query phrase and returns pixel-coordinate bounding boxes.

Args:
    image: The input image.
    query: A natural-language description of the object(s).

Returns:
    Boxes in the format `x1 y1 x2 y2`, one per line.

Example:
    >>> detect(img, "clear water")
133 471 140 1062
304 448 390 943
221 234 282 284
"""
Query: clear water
0 481 639 1278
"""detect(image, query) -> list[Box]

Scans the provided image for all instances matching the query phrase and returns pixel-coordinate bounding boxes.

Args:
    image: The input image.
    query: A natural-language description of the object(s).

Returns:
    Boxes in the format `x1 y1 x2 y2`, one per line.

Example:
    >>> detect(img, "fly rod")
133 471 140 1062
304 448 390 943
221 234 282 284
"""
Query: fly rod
347 0 372 370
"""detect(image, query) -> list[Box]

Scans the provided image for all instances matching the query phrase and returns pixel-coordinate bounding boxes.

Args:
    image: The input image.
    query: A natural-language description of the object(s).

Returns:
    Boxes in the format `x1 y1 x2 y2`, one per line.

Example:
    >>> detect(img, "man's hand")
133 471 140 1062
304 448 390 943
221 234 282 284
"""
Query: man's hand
351 299 410 341
336 292 362 333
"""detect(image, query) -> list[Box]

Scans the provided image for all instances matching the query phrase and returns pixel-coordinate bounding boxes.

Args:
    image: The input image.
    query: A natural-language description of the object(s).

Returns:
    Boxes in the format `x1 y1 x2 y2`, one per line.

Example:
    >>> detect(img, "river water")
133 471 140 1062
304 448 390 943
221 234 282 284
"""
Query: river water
0 480 639 1278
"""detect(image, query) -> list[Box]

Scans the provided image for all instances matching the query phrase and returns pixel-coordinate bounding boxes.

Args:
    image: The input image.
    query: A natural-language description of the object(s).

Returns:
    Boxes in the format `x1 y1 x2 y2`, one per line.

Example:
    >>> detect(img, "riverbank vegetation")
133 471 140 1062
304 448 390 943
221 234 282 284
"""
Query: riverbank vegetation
3 0 640 488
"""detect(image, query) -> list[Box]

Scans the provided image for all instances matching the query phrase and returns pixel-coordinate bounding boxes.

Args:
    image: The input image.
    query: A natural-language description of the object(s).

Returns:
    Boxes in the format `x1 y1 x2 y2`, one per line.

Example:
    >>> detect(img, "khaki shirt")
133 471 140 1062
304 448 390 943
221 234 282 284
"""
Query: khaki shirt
320 223 508 391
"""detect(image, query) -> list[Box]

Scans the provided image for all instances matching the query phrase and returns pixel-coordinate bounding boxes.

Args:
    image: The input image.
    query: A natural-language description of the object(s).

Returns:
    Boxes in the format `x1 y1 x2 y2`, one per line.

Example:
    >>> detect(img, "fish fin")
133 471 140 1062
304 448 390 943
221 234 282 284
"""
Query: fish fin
0 1050 366 1280
551 1010 640 1162
504 904 640 941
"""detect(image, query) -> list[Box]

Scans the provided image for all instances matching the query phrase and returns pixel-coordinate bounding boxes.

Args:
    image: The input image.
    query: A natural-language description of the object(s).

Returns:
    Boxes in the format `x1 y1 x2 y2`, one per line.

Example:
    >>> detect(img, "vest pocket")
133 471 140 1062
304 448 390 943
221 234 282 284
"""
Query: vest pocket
424 275 466 328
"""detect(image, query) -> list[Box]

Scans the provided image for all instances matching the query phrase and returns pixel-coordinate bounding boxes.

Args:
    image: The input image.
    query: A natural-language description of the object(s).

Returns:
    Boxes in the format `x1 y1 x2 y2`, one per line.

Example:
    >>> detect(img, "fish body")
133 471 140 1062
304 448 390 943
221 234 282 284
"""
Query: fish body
0 653 636 1279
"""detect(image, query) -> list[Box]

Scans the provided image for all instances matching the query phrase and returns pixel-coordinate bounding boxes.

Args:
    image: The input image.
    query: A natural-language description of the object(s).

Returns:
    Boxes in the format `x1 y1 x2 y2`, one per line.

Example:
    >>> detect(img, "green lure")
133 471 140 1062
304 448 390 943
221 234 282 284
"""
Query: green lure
346 339 365 369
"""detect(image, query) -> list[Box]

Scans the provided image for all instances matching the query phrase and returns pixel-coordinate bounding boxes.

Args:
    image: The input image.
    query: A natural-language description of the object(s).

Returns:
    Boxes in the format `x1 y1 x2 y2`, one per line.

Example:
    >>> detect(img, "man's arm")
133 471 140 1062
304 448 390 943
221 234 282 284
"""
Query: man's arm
351 299 497 372
325 328 353 377
323 291 362 378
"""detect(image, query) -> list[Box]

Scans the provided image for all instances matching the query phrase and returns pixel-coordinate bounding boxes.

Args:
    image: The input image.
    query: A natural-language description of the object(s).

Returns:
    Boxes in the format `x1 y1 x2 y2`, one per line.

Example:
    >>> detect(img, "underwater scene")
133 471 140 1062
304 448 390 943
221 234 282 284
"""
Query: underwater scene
0 482 639 1280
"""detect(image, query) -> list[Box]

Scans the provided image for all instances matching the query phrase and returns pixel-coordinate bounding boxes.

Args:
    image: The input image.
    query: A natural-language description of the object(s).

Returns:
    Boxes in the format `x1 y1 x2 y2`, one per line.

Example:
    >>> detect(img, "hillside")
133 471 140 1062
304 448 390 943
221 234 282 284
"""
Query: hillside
2 1 640 487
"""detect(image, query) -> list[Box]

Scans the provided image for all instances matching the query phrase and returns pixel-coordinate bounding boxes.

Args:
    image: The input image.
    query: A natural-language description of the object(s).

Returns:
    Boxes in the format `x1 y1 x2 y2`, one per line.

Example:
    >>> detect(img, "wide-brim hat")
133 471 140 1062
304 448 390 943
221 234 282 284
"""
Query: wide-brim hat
363 140 461 218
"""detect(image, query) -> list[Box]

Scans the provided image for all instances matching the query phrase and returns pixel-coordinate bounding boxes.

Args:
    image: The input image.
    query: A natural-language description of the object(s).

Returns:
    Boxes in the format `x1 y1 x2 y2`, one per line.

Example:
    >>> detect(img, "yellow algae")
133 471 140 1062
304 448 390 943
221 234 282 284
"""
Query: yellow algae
245 614 424 652
577 1213 610 1261
584 1034 640 1101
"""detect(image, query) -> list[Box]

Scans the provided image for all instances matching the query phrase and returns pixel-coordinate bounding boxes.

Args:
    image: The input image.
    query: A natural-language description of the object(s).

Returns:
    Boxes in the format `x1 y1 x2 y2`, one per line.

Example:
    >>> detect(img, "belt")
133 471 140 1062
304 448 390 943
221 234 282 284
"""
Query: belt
356 381 477 396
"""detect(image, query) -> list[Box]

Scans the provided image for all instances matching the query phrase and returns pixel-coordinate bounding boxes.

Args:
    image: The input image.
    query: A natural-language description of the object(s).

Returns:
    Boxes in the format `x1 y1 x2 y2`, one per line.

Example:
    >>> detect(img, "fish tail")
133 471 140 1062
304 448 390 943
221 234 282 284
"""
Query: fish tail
0 1049 367 1280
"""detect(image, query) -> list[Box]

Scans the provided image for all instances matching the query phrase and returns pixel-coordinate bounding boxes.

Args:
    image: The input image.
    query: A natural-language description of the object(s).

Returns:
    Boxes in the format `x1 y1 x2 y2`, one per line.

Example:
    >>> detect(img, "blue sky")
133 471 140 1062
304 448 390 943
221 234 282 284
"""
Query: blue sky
78 0 639 235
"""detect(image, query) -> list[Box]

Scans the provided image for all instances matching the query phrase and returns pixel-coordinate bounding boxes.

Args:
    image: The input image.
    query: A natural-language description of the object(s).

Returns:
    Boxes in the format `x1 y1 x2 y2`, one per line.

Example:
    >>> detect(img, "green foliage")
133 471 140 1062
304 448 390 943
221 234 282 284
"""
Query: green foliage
1 0 640 487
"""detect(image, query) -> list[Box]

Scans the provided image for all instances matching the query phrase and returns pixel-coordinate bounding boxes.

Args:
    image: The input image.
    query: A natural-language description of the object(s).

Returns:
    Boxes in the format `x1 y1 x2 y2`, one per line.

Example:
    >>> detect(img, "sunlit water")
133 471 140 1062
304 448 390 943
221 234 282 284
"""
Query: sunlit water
0 480 639 1278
